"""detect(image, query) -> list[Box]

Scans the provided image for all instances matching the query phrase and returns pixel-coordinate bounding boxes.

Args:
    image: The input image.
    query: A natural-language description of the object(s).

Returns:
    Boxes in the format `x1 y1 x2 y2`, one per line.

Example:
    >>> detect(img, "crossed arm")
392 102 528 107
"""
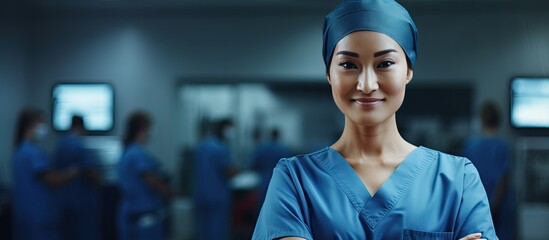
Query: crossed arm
277 233 486 240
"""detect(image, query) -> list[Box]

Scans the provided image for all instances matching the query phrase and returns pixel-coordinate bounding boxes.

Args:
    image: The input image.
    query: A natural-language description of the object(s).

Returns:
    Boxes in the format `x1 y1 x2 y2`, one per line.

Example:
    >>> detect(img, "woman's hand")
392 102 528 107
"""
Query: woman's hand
459 233 486 240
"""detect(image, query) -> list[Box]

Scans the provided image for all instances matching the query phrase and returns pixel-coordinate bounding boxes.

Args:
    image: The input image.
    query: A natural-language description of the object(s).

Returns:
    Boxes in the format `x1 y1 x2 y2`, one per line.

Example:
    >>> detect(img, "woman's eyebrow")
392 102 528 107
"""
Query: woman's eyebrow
374 49 397 57
336 51 359 58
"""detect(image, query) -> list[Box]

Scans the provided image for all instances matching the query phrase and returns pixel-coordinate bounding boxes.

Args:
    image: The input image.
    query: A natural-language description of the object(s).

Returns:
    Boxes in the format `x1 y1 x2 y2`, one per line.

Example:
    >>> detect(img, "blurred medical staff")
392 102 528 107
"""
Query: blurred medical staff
250 128 290 207
53 115 101 240
117 111 175 240
462 100 515 240
194 118 238 240
11 107 78 240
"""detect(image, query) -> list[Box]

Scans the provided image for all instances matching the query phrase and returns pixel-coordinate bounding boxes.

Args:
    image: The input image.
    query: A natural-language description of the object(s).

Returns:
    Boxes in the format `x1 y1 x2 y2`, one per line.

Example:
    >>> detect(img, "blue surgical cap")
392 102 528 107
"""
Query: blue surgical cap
322 0 418 71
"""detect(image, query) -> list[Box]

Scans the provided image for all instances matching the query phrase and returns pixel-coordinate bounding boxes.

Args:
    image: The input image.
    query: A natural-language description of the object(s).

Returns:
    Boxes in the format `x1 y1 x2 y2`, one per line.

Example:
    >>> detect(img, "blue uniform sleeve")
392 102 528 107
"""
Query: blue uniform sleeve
30 148 51 175
219 146 231 167
253 159 312 240
215 146 231 176
134 152 156 175
455 160 499 240
497 143 511 175
81 150 99 170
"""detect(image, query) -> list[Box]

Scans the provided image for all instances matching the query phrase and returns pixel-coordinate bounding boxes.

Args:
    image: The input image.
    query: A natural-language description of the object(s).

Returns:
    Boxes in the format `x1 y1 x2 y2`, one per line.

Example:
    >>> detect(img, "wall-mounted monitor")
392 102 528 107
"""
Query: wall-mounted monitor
510 77 549 128
52 83 114 132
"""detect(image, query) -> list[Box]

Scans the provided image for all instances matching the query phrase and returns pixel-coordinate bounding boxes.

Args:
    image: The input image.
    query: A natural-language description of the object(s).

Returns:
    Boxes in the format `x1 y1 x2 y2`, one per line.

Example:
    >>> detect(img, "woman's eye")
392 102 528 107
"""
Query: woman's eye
339 62 358 70
377 61 395 68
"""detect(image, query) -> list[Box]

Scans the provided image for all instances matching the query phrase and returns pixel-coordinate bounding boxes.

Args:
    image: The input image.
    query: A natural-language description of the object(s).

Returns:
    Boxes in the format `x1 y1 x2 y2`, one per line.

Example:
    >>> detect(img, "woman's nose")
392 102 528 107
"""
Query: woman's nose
357 69 379 93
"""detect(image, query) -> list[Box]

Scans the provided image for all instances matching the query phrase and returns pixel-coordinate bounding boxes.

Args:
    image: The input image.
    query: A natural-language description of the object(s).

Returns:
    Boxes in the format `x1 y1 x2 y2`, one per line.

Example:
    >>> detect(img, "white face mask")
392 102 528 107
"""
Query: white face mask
33 123 49 141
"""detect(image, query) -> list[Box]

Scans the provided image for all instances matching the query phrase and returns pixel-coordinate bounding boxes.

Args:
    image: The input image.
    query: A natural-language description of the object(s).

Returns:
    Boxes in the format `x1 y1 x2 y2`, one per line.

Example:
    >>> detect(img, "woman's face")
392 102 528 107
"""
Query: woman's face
140 125 151 143
327 31 413 127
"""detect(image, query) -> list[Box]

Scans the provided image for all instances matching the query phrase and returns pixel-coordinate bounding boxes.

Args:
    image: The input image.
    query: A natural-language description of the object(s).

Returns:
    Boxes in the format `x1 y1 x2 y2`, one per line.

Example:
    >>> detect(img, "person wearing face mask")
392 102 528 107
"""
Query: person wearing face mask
11 107 79 240
253 1 497 239
193 118 238 240
53 115 101 240
117 111 176 240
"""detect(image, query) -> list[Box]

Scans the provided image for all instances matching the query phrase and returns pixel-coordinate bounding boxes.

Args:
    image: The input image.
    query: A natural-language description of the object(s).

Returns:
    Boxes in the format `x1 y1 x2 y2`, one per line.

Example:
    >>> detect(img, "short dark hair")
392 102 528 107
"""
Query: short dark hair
213 118 233 140
270 128 280 140
14 107 44 147
71 115 85 131
479 100 501 129
123 111 152 148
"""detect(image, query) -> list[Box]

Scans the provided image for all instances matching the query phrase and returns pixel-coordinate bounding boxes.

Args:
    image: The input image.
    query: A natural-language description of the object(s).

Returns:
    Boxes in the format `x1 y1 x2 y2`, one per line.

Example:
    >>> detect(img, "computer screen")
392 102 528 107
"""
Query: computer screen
510 77 549 128
52 83 114 132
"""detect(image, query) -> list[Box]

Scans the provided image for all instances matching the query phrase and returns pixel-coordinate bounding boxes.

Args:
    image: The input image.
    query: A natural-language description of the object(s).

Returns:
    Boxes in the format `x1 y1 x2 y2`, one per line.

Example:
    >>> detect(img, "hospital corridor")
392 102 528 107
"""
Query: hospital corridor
1 0 549 239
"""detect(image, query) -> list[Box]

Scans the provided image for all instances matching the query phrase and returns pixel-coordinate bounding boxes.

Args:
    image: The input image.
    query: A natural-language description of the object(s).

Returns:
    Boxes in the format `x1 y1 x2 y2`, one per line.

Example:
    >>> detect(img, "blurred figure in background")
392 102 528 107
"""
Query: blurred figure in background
117 111 176 240
250 128 290 208
11 107 78 240
193 118 238 240
53 115 101 240
462 100 515 240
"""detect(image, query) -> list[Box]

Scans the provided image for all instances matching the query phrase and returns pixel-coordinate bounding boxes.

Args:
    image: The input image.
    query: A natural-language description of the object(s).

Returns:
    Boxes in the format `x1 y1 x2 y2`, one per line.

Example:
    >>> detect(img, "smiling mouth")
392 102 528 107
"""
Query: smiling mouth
352 98 384 107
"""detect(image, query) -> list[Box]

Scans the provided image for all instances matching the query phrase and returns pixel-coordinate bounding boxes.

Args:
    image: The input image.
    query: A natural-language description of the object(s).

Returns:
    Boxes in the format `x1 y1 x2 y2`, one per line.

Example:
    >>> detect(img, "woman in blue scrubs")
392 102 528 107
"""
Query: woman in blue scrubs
117 111 175 240
11 107 79 240
253 1 498 239
194 118 238 240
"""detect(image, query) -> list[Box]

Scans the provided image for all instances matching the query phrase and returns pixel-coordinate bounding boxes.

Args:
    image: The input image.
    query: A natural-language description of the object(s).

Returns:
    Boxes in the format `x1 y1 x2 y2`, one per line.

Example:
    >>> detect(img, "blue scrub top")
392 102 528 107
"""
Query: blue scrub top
12 141 58 223
117 144 164 213
54 134 99 209
194 137 231 206
253 146 498 240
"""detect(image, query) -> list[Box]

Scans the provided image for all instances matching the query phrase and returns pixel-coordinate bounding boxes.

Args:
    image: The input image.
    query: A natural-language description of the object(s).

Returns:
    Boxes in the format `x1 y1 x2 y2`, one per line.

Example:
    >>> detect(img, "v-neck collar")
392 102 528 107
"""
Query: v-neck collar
312 146 435 230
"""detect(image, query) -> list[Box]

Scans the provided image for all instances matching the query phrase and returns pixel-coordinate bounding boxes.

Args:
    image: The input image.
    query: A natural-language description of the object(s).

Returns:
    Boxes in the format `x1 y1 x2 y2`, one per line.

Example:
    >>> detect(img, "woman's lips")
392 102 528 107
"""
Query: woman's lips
352 98 384 107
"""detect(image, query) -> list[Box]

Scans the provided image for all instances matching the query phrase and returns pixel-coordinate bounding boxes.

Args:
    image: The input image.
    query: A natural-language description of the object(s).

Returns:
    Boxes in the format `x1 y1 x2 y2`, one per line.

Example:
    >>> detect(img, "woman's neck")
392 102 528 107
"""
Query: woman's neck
331 115 414 164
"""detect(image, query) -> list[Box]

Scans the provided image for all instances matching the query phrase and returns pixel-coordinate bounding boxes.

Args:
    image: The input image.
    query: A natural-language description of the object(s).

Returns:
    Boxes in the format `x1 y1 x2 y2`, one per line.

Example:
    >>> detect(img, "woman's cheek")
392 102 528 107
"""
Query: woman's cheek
382 74 408 94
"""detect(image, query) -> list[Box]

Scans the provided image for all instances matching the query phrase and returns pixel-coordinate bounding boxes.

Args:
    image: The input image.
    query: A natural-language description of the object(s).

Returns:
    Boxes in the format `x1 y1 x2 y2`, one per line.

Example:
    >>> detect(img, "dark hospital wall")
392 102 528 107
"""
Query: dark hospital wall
0 4 30 185
412 7 549 140
1 2 549 182
22 8 327 176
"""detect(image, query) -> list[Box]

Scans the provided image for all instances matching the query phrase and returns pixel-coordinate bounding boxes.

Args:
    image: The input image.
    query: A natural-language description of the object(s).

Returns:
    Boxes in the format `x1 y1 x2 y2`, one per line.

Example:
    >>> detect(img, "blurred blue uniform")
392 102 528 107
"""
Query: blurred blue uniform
117 144 166 240
54 134 100 240
253 147 498 240
250 140 290 206
194 137 232 240
462 137 514 240
12 141 60 240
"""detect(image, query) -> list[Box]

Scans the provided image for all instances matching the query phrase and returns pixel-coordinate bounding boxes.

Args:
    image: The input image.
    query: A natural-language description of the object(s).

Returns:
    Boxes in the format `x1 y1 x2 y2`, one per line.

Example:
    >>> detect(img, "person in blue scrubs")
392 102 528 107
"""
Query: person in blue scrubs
194 118 238 240
11 107 79 240
253 1 498 239
117 111 175 240
54 115 101 240
250 128 291 207
462 101 515 240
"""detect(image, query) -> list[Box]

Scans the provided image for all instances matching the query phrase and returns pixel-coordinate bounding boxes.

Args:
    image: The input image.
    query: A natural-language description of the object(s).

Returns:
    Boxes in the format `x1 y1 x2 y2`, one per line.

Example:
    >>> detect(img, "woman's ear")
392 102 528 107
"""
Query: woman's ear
406 68 413 84
326 74 332 84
